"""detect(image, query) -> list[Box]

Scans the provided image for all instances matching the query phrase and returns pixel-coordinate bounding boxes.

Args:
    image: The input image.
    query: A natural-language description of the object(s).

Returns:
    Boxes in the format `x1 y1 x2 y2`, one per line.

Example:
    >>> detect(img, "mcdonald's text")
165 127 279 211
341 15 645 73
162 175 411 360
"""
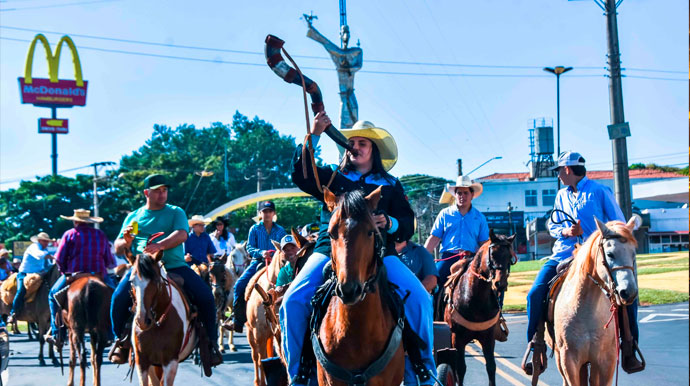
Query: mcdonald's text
19 77 88 107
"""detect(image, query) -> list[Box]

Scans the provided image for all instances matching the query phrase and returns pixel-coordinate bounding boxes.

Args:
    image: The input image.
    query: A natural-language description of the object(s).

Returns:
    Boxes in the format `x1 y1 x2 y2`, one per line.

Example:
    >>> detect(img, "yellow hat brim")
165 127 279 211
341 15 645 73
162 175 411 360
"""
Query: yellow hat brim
339 126 398 172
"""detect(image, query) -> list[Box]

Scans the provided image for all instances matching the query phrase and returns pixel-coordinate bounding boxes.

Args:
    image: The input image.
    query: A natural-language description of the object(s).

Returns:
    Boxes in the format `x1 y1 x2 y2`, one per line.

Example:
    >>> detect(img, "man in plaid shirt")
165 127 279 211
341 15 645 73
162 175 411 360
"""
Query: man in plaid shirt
44 209 116 345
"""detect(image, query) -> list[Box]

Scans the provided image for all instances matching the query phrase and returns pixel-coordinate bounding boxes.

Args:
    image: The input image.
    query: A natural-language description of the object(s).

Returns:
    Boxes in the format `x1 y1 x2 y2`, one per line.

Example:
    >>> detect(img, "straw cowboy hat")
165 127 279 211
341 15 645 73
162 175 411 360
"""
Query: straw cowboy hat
340 120 398 172
30 232 52 243
188 215 211 227
446 175 483 199
439 185 455 205
0 249 11 258
60 209 103 223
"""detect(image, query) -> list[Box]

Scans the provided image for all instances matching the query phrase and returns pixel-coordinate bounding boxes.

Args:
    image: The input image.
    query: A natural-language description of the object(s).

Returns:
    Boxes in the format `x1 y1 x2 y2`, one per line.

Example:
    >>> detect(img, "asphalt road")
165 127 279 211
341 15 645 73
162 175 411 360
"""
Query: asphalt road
6 302 688 385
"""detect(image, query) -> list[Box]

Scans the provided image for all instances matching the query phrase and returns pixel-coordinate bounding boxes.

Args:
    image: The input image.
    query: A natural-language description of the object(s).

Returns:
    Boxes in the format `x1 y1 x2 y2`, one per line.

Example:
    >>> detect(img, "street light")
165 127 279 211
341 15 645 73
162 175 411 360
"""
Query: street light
544 66 573 190
466 156 503 176
186 170 215 212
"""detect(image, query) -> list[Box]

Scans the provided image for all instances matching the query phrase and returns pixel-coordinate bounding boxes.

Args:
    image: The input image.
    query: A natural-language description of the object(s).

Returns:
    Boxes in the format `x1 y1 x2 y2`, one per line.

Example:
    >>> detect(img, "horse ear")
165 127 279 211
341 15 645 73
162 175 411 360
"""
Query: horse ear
507 234 516 243
626 216 639 231
365 186 383 211
292 228 308 248
489 228 498 242
271 239 281 251
323 187 338 212
152 250 164 262
220 253 228 265
594 216 610 236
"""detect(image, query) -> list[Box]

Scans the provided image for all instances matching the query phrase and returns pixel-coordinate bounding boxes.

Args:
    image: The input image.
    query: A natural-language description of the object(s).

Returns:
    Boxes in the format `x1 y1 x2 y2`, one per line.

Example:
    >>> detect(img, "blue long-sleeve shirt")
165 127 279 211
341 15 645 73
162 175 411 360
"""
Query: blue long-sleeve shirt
246 222 286 261
548 176 625 261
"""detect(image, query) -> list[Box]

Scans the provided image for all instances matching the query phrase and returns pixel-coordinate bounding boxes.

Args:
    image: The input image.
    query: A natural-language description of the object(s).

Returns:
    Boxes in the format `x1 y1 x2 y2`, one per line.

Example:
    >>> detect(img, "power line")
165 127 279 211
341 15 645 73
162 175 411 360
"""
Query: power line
1 25 686 74
0 0 118 12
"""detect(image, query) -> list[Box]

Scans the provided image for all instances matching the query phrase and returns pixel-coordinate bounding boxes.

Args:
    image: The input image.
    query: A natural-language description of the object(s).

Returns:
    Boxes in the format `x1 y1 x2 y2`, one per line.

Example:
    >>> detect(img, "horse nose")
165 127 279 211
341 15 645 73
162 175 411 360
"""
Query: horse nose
337 281 363 304
619 288 636 303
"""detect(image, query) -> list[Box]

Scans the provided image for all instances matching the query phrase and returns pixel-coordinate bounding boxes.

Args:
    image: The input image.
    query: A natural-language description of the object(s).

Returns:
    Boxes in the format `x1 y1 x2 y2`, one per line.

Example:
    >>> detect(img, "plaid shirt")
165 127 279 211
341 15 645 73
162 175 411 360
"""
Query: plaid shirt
55 223 116 275
246 222 286 260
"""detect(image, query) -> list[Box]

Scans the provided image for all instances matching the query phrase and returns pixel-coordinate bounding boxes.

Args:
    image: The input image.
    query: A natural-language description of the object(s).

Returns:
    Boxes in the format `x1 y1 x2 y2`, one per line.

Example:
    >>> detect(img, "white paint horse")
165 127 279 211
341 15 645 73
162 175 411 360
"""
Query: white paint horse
549 217 639 386
218 242 250 352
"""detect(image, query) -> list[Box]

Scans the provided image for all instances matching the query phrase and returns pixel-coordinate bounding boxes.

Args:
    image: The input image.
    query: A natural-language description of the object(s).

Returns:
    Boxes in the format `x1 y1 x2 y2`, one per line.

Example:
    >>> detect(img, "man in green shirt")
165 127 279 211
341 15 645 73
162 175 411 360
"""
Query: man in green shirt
275 235 299 291
108 174 223 370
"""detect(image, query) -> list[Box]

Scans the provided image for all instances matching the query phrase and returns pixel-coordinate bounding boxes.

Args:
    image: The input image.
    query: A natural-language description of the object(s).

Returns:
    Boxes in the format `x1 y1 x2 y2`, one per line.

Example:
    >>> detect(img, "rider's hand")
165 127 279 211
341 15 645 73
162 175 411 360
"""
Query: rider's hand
184 253 192 263
311 111 330 136
123 225 135 246
262 250 273 260
563 220 583 237
373 213 390 231
144 242 164 255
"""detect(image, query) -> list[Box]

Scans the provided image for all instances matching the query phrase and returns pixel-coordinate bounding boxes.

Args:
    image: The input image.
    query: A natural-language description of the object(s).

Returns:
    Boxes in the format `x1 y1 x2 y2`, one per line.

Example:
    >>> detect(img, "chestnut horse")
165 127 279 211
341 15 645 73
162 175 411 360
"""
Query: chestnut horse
444 230 515 386
63 275 113 386
548 218 639 386
125 248 196 386
314 187 405 386
218 242 250 353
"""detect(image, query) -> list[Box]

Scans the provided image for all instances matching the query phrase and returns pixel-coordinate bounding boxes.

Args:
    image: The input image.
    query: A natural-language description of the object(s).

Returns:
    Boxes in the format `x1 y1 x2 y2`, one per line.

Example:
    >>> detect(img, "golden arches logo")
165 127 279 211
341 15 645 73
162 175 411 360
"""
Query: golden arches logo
24 34 84 87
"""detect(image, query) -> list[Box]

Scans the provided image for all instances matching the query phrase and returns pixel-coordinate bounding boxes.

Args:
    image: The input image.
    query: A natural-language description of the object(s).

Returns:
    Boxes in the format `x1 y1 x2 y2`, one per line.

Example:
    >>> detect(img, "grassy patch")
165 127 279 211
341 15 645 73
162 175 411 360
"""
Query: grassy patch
639 288 689 305
512 259 546 273
638 266 689 275
638 257 689 267
637 252 686 262
503 304 527 312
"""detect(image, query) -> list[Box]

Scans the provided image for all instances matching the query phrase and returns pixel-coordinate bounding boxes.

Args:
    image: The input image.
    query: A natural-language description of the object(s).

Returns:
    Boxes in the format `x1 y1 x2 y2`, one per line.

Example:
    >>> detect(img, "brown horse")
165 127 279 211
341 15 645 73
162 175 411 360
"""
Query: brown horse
126 249 197 386
0 264 60 366
245 240 289 386
444 230 515 386
314 187 405 386
218 242 250 353
207 253 236 353
62 275 113 386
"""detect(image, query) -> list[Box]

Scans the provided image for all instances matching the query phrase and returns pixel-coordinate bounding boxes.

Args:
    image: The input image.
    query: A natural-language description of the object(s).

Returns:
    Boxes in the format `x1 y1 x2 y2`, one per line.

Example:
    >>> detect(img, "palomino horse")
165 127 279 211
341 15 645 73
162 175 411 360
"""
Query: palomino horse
63 275 113 386
245 240 289 386
314 187 405 386
218 242 250 353
548 218 638 386
444 230 515 386
125 246 197 386
0 264 60 366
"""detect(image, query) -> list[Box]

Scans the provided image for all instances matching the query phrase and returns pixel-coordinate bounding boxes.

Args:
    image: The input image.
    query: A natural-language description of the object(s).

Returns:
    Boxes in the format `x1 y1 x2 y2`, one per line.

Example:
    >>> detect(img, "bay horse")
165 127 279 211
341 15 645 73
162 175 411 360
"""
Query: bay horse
207 253 236 353
63 275 113 386
1 264 60 366
218 242 250 353
245 239 289 386
315 187 405 386
548 217 638 386
444 230 515 386
125 246 197 386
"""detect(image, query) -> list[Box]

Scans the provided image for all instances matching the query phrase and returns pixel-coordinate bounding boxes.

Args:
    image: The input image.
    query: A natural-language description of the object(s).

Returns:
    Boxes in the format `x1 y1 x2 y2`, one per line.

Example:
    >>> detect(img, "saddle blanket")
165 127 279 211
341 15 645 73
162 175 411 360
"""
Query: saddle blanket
0 273 43 305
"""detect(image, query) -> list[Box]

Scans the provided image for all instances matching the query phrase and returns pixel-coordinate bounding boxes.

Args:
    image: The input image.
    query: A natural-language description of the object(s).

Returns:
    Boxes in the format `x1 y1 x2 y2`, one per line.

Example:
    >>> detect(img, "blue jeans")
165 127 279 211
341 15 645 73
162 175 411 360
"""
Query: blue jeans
10 272 27 316
232 259 264 325
280 252 437 386
110 266 217 342
49 274 115 336
526 259 639 342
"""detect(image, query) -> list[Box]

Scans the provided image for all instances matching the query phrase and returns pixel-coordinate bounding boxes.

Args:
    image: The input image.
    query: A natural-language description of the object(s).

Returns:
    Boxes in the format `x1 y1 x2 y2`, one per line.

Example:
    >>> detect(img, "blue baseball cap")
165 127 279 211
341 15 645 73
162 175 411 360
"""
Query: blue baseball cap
550 151 586 171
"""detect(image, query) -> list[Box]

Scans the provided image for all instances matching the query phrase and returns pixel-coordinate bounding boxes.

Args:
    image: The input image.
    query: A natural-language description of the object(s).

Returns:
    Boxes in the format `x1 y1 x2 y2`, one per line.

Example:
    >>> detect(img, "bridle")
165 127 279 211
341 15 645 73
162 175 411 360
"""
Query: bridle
209 260 229 314
468 239 516 285
587 233 637 307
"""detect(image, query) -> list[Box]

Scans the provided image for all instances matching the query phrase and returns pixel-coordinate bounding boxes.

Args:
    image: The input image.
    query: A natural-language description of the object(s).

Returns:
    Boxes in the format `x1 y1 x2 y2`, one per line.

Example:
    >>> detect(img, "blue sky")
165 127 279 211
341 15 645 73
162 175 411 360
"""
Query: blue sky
1 0 687 191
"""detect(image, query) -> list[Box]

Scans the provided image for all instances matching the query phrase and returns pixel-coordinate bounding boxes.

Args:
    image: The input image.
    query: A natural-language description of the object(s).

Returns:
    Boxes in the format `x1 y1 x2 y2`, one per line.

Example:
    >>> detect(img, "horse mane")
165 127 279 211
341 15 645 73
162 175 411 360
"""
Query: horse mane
474 241 491 268
338 190 372 224
135 254 158 281
572 220 638 278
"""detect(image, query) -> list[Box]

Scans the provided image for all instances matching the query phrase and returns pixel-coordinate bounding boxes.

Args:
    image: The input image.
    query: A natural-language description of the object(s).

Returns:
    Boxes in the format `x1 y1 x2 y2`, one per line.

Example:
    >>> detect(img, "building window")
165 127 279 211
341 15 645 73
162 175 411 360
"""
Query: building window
542 189 557 206
525 190 538 207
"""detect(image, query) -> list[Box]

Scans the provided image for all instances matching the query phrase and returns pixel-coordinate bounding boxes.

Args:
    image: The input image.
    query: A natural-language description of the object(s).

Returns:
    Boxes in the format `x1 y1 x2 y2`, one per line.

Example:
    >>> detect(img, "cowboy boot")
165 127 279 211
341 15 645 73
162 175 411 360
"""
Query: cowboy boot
618 305 645 373
108 336 131 365
210 342 224 367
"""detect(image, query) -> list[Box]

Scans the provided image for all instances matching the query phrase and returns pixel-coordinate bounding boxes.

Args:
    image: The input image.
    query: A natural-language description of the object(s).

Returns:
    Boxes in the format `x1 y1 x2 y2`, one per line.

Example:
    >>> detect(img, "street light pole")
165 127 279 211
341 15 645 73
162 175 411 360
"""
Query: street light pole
466 156 503 176
543 66 573 190
90 161 116 229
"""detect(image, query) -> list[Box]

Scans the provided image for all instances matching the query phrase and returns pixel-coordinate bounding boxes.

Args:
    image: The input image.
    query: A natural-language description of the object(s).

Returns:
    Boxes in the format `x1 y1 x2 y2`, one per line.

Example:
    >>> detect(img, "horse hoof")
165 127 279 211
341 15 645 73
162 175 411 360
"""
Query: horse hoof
230 346 237 352
52 358 61 367
39 359 46 367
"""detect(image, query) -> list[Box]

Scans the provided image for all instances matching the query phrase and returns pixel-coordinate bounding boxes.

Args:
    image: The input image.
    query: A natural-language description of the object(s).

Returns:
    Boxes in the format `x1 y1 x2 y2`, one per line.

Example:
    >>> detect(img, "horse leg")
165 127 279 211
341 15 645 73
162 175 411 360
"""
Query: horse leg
162 361 179 386
249 330 263 386
218 317 225 353
560 356 582 386
479 335 497 386
38 330 47 366
137 364 151 386
451 333 468 386
68 330 77 386
91 332 103 386
79 336 87 386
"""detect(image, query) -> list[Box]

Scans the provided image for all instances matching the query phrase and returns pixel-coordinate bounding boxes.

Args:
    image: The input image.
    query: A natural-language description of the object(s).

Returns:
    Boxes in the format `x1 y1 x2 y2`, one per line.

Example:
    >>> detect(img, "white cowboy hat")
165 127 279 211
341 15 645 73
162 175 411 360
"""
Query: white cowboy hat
446 175 483 199
188 215 211 227
60 209 103 223
30 232 52 243
0 249 11 258
340 121 398 172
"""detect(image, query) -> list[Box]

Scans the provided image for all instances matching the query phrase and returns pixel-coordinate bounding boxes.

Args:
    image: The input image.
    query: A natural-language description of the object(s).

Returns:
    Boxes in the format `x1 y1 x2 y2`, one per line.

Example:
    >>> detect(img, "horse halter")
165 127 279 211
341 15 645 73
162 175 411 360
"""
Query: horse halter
469 240 516 284
588 233 637 306
131 231 174 331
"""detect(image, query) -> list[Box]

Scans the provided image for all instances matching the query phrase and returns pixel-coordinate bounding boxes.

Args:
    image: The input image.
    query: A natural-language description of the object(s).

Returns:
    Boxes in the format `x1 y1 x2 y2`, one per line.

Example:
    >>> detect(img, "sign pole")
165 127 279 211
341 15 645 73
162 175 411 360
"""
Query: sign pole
51 107 57 176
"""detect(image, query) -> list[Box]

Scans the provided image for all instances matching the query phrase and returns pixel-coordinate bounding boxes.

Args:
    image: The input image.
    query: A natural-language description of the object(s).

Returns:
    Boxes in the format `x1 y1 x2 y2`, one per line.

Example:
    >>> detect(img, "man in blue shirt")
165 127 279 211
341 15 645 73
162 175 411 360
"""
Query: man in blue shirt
224 201 286 333
395 239 438 293
525 151 643 373
184 215 217 267
424 175 490 288
8 232 53 323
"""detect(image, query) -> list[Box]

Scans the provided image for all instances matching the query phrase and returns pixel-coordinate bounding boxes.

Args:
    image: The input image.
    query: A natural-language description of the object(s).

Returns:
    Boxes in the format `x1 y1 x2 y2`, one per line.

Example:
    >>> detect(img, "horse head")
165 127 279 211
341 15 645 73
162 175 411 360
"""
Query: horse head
228 241 250 276
593 217 639 306
129 249 165 332
324 186 383 306
485 229 516 293
209 253 229 303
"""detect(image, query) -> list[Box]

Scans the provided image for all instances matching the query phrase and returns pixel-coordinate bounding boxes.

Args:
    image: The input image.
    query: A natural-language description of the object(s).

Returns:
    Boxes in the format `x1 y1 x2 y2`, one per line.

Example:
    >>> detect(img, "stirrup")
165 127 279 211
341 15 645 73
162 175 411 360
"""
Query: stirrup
521 341 547 376
621 340 646 374
494 315 509 342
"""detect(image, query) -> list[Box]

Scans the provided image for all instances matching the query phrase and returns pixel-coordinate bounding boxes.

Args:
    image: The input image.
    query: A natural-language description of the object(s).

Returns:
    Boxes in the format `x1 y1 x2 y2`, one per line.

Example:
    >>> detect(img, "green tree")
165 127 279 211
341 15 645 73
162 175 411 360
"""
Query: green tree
399 174 452 243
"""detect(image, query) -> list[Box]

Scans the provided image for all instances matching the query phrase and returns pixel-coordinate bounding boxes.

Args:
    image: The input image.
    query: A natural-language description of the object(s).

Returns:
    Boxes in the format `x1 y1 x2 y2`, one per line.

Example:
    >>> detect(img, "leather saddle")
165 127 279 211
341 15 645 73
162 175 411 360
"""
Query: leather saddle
545 257 575 339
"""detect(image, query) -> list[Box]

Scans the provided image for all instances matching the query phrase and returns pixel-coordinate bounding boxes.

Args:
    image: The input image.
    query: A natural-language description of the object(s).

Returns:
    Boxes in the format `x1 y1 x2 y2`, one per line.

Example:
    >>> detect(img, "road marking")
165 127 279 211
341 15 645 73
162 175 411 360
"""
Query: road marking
465 344 525 386
469 343 551 386
639 313 689 323
637 309 653 313
671 308 688 312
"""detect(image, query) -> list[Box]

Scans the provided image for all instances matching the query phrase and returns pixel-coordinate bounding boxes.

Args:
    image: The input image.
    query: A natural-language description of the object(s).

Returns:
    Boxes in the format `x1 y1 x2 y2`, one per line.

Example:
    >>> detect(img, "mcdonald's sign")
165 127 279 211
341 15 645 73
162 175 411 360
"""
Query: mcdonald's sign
18 34 88 107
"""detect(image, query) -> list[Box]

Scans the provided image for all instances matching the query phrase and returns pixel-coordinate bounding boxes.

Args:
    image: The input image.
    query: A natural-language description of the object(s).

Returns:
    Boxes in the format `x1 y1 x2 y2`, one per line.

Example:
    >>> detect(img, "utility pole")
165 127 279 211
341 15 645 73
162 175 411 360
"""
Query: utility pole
51 107 58 176
599 0 632 219
91 161 116 229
